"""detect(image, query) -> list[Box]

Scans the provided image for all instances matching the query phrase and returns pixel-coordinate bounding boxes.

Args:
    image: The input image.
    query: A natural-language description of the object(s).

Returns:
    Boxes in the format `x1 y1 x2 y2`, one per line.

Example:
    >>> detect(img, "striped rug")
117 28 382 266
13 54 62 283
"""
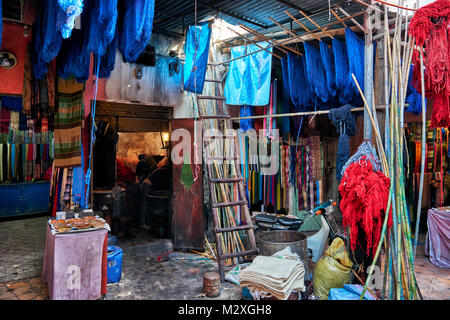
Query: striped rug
53 78 84 167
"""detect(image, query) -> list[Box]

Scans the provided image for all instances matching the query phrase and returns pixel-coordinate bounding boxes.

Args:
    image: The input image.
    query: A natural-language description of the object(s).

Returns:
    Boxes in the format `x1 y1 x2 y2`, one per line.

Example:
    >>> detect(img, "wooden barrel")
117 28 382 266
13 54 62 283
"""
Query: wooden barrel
203 272 220 297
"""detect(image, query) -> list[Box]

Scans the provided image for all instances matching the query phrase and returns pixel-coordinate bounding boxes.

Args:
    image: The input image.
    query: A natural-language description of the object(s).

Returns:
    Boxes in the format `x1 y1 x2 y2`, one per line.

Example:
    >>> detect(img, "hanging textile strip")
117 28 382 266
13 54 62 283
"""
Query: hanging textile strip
53 78 84 167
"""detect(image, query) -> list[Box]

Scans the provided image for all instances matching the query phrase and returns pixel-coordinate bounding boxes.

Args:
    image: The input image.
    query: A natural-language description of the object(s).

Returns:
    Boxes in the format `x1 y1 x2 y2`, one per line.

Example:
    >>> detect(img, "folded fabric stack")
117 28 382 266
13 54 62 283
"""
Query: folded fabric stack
239 254 305 300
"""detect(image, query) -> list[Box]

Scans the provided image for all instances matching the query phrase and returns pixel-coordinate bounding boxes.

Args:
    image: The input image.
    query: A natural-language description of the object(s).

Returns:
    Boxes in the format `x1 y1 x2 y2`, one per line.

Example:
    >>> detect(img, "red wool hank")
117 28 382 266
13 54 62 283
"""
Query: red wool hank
339 158 392 256
409 0 450 128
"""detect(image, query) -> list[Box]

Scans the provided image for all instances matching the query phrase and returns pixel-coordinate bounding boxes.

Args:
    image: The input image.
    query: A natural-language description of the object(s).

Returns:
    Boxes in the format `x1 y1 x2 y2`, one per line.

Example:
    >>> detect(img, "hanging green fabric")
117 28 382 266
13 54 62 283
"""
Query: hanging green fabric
180 153 195 190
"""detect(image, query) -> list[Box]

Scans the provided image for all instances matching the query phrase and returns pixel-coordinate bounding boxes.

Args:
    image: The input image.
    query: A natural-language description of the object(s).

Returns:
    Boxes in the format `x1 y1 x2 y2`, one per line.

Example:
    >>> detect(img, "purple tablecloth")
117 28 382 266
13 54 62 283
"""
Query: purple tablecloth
42 224 108 300
425 208 450 268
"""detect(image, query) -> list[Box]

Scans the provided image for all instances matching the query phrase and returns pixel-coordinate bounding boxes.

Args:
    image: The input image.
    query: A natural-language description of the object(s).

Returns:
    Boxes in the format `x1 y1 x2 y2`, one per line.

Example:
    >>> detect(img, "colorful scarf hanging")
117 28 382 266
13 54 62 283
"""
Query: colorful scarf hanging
53 78 84 167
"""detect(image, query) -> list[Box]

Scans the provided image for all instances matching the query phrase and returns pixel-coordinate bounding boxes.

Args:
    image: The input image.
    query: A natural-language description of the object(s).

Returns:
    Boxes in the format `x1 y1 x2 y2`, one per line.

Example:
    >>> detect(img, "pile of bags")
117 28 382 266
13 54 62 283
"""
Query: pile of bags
239 248 305 300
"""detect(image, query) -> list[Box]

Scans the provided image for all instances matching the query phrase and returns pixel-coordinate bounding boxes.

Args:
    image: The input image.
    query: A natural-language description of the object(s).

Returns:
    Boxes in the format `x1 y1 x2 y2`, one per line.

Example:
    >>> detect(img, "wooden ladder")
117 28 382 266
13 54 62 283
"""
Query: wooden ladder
196 65 258 282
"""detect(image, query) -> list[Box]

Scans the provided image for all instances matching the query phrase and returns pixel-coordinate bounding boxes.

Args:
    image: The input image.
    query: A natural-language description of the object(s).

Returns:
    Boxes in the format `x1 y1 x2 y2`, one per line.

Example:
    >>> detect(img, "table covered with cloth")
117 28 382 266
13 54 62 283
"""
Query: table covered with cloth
425 208 450 268
42 224 108 299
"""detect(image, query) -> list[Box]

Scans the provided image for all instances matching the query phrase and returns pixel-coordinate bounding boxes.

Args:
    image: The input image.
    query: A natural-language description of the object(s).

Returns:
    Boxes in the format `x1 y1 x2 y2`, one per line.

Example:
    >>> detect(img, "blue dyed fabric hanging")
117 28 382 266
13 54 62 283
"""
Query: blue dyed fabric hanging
224 42 272 106
33 0 64 79
319 41 337 99
1 96 23 112
183 22 212 94
57 0 84 39
118 0 155 63
345 28 365 97
57 29 90 82
304 42 330 103
405 65 426 115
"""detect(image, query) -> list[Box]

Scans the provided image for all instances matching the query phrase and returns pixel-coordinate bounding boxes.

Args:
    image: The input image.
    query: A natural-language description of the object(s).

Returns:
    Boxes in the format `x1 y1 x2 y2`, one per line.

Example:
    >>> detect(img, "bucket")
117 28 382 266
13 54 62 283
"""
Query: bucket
107 246 123 284
257 230 309 276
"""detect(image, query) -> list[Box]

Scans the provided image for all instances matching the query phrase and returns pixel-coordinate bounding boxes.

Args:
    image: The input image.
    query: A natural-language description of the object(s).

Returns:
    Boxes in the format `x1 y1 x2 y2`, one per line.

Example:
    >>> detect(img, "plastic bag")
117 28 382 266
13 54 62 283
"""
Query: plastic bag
328 284 376 300
313 237 353 300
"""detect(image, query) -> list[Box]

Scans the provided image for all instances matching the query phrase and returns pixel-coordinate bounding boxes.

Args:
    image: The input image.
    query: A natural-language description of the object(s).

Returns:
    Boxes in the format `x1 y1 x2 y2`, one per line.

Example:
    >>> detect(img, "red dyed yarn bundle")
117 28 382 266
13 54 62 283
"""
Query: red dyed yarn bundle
409 0 450 128
339 157 392 255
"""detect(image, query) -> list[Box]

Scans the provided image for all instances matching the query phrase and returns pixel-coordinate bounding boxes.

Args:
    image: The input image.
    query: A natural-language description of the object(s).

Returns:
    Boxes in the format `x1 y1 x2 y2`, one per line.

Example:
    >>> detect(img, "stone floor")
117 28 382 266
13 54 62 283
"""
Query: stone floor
0 215 448 300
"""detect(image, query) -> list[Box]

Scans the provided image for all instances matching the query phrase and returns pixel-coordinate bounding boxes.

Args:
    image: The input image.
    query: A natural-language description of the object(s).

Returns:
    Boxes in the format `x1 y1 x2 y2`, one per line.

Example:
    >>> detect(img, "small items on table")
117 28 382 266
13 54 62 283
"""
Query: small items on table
42 213 110 300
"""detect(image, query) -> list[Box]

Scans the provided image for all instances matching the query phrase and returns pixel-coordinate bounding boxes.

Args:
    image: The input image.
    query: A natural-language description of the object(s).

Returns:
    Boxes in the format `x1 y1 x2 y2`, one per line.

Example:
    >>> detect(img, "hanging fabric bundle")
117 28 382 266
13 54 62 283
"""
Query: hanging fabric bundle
405 65 426 115
409 0 450 128
280 58 291 135
319 41 337 99
303 42 330 103
332 38 355 104
339 157 392 256
84 0 118 57
96 25 119 78
183 21 212 94
328 104 357 181
345 28 365 100
57 0 84 39
118 0 155 63
57 29 91 82
340 140 382 179
284 53 314 111
32 0 64 79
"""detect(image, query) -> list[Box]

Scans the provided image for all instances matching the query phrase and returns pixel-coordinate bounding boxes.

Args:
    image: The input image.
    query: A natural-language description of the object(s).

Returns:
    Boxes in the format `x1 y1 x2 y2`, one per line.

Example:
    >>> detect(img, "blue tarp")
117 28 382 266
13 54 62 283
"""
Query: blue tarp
224 42 272 106
328 284 376 300
183 22 212 94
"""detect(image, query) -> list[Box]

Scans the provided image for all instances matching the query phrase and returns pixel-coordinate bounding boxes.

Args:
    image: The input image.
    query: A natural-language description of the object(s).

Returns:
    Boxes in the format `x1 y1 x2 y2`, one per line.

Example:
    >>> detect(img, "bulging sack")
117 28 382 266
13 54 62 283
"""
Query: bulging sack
313 238 353 300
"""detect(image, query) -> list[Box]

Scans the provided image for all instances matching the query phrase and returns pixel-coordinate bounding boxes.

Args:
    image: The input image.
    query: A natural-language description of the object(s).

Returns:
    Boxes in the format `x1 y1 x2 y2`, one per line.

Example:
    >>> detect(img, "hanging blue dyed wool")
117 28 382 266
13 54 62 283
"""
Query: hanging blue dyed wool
83 0 118 57
285 53 314 111
280 57 291 135
57 0 84 39
33 0 64 79
96 26 118 78
303 42 330 103
57 29 90 82
183 22 212 94
405 65 426 115
332 38 355 104
118 0 155 63
345 27 365 96
319 41 337 99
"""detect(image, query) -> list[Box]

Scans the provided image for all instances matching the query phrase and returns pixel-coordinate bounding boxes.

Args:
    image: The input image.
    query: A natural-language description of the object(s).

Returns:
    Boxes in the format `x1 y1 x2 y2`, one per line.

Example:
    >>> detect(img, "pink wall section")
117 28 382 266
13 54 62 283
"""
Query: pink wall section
83 54 108 119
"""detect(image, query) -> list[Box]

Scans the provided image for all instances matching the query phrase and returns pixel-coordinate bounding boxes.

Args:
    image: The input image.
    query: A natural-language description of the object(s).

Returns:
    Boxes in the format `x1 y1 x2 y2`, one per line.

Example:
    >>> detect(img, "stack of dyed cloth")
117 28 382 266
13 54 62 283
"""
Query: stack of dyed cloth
239 249 305 300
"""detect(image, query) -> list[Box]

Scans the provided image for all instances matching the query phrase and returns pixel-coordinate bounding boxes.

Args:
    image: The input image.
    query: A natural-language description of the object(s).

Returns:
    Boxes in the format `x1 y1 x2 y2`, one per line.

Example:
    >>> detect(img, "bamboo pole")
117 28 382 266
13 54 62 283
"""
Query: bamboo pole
268 16 297 37
284 10 323 42
226 27 282 59
297 9 334 39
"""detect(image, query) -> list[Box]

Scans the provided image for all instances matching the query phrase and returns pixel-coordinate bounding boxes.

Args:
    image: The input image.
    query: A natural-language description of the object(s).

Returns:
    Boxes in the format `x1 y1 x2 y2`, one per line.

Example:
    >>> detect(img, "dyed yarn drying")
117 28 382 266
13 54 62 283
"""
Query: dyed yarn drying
304 42 330 103
118 0 155 63
57 0 84 39
345 28 365 100
319 41 337 99
339 157 392 255
409 0 450 127
57 29 90 82
332 38 355 104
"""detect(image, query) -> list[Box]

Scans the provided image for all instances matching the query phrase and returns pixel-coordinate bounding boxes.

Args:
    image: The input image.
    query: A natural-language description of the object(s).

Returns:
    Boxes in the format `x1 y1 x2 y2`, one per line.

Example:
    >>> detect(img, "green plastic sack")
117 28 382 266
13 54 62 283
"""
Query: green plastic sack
313 237 353 300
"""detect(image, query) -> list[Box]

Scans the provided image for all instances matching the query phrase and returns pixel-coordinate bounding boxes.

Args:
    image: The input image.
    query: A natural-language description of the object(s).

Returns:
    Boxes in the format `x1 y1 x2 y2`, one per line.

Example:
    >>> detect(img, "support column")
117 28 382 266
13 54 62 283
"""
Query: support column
364 8 374 141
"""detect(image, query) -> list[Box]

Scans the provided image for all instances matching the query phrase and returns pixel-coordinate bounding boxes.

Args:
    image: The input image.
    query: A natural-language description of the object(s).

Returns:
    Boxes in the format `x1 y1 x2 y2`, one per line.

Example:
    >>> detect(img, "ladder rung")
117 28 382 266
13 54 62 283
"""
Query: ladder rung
204 79 223 83
200 114 230 120
210 177 243 183
219 249 259 260
216 225 253 233
207 156 238 161
198 96 226 100
212 200 247 208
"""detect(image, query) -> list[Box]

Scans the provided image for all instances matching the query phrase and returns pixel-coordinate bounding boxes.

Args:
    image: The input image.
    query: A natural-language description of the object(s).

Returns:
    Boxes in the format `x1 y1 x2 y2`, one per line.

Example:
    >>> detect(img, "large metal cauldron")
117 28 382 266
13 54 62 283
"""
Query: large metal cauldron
257 230 309 276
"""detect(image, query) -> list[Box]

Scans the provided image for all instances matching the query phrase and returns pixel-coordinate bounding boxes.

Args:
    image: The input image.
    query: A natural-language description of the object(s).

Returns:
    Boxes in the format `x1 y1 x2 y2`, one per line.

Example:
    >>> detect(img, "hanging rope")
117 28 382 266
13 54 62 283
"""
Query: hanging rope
84 55 101 208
